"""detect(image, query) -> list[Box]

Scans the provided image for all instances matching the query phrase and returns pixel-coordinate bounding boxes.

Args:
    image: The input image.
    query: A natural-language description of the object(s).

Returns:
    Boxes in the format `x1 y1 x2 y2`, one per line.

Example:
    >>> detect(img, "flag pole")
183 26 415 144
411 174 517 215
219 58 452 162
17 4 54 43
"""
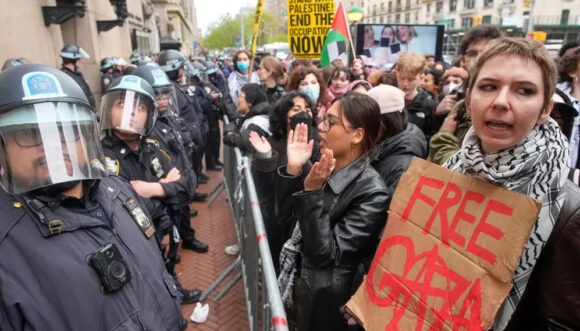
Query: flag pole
342 2 357 64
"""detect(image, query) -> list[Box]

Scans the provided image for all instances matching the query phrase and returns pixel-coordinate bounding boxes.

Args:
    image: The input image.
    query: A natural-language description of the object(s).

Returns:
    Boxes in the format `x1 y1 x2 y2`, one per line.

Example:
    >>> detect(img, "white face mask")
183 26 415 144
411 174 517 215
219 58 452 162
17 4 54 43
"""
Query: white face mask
442 82 460 96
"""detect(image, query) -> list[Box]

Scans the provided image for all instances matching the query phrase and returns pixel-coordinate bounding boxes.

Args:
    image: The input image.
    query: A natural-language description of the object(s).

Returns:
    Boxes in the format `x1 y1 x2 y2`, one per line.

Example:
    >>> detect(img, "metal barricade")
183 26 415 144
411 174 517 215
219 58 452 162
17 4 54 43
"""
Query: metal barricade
202 116 289 331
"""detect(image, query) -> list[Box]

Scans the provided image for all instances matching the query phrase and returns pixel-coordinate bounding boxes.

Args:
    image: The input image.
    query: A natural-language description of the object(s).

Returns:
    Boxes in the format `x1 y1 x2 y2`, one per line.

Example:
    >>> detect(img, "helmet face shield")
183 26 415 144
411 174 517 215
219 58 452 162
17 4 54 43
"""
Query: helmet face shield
0 102 107 194
153 85 178 117
100 90 157 136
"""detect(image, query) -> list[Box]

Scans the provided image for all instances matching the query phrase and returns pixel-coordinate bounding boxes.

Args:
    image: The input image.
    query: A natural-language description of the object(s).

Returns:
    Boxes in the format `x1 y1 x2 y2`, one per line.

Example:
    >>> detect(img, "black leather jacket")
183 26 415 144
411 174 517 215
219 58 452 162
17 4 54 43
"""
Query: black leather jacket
278 156 389 331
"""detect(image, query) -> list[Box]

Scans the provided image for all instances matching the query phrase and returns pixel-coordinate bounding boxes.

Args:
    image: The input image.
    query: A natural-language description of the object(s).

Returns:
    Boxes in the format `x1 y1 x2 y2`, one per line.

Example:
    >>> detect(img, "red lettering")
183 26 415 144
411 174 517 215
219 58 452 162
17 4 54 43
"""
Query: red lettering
449 191 485 247
423 182 462 244
467 199 511 265
366 235 482 331
402 176 444 222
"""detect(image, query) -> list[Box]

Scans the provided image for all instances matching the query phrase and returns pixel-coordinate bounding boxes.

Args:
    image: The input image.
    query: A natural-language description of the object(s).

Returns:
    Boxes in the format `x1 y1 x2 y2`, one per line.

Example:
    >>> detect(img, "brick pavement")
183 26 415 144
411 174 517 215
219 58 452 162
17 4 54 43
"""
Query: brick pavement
177 169 249 331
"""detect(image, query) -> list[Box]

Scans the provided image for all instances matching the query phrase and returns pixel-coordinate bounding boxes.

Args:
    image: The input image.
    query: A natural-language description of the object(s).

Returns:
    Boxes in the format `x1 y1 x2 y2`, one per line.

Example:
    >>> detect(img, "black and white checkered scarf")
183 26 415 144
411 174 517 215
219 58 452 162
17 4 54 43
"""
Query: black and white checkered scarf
444 117 570 329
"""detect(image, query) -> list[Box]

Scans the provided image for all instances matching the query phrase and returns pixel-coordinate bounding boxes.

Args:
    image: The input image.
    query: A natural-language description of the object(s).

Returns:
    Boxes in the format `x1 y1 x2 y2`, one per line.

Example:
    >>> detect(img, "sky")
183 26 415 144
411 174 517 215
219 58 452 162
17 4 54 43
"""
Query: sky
196 0 255 37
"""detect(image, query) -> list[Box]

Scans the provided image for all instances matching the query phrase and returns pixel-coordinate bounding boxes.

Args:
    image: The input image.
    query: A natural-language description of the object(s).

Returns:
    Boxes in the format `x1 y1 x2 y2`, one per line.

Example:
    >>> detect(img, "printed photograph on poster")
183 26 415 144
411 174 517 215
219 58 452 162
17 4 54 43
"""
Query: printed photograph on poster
355 24 444 70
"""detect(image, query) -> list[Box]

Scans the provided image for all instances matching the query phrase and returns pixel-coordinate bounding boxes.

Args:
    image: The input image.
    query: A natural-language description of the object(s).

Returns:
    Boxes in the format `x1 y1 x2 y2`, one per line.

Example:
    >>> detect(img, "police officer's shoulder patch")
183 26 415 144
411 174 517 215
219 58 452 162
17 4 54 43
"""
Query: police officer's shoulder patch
145 137 160 148
104 156 120 175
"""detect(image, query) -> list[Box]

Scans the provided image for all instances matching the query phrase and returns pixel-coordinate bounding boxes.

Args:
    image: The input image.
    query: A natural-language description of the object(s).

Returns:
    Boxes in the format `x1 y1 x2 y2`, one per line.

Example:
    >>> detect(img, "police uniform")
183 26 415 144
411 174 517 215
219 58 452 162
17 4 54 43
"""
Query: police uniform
0 175 186 330
148 118 200 246
101 133 190 208
61 66 96 108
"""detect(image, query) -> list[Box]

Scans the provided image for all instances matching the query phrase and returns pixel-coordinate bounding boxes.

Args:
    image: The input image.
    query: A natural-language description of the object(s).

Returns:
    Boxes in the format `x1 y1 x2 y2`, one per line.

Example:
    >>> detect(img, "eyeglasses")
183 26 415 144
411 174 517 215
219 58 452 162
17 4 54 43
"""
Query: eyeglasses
320 114 348 132
7 125 81 147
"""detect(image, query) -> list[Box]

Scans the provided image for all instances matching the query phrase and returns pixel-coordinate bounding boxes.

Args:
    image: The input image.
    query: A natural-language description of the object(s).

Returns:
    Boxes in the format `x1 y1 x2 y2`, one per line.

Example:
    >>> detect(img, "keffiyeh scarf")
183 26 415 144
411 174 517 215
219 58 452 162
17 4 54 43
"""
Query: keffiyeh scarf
444 117 570 329
278 224 302 308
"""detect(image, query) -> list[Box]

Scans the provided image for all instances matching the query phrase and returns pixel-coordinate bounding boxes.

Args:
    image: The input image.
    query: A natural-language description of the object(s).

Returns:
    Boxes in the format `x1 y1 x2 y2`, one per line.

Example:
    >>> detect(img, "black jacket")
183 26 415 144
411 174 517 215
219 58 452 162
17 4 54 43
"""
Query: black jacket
223 101 271 152
405 89 438 140
278 156 389 331
371 123 428 207
264 84 286 105
61 67 96 108
506 180 580 330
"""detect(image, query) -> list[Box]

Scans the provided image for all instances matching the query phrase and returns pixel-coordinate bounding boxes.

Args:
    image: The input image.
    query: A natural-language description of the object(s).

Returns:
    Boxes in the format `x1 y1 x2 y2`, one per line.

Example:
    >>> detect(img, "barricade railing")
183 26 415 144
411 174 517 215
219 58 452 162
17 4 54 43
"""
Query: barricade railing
202 116 289 331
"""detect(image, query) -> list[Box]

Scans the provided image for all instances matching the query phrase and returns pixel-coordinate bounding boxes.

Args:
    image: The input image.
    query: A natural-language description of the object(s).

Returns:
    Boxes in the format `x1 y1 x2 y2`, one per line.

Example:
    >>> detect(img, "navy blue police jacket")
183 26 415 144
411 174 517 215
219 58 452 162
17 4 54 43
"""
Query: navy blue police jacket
0 176 185 330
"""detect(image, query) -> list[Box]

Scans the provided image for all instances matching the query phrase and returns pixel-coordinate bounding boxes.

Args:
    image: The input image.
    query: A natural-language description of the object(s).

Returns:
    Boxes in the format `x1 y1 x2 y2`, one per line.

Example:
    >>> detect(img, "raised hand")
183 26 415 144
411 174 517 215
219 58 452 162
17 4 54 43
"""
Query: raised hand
304 148 335 191
249 131 272 155
286 123 313 176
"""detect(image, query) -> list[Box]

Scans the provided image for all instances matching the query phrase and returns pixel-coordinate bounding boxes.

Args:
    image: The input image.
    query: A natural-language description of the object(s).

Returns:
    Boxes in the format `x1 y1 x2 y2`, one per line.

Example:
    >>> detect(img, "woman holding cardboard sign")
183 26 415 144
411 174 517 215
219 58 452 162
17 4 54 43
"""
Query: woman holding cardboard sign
441 38 578 330
276 92 389 330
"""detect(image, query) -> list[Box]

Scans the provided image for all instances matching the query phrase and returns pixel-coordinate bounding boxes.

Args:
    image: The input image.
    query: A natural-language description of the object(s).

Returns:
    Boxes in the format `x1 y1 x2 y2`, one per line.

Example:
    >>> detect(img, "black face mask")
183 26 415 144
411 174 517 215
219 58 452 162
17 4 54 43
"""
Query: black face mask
289 111 312 131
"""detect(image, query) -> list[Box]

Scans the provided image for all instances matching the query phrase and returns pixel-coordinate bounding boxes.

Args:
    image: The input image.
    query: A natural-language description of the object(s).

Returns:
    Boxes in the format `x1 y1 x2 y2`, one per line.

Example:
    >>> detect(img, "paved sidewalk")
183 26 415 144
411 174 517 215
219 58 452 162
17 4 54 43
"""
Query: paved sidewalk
178 170 249 331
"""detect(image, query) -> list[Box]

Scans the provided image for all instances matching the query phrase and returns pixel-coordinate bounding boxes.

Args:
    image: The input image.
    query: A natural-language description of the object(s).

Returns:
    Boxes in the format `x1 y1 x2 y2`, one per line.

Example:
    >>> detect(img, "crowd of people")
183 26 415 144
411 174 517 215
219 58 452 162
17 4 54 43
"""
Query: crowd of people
0 22 579 330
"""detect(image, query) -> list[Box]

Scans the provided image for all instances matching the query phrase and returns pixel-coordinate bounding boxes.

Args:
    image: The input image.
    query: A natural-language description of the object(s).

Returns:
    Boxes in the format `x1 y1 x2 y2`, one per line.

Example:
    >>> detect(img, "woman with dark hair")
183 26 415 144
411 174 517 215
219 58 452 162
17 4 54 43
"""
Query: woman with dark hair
328 66 351 98
277 92 389 330
366 84 428 206
228 50 259 105
222 83 270 152
248 91 321 271
287 67 332 118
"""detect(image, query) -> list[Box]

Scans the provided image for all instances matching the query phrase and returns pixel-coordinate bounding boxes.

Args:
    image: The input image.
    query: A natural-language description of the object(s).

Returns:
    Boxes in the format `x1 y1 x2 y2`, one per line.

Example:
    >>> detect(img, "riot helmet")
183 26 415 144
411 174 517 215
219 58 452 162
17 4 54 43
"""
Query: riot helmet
203 60 218 76
130 51 142 65
100 75 157 139
0 64 107 194
157 50 186 81
100 57 115 72
60 45 90 60
133 63 179 116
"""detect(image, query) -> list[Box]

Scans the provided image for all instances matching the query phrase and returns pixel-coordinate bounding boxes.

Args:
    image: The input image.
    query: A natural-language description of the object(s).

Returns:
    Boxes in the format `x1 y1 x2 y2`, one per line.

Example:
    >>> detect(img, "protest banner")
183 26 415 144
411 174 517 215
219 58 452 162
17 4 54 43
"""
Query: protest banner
346 158 541 330
287 0 334 59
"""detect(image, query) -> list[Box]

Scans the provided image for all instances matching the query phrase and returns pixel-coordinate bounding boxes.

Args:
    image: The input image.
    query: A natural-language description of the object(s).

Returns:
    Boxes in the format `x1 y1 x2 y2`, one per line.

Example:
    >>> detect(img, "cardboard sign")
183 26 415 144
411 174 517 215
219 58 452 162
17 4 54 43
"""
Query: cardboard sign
287 0 334 59
346 158 541 330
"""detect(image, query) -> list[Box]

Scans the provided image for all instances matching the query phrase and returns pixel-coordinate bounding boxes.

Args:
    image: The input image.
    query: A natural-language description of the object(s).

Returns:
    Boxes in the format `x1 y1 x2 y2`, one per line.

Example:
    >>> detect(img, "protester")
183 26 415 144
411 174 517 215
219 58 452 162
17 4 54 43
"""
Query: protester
551 88 578 140
248 91 321 272
0 64 185 330
348 79 372 93
287 68 331 118
277 92 388 331
422 68 444 99
223 83 271 152
257 55 287 104
228 50 259 105
328 66 351 99
395 51 438 138
443 38 577 330
460 24 503 71
350 58 367 81
366 85 428 206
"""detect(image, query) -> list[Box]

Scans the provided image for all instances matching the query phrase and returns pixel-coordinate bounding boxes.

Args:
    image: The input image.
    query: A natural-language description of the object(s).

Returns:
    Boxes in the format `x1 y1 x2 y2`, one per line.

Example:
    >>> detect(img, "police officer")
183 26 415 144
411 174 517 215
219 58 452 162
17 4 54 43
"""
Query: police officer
99 75 203 303
133 63 209 253
157 50 210 195
0 64 186 330
100 57 116 92
60 44 96 108
130 51 142 66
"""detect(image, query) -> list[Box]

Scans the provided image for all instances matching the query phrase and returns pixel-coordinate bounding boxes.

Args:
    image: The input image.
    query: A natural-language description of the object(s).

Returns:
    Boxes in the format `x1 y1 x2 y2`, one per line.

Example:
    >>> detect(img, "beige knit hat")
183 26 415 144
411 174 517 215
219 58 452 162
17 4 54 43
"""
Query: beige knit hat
366 84 405 114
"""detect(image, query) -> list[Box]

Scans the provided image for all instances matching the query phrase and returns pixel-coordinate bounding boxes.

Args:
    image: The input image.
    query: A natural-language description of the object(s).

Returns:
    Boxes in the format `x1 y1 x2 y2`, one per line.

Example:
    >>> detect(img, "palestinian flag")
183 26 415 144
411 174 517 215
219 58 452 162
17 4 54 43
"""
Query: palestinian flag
320 2 352 68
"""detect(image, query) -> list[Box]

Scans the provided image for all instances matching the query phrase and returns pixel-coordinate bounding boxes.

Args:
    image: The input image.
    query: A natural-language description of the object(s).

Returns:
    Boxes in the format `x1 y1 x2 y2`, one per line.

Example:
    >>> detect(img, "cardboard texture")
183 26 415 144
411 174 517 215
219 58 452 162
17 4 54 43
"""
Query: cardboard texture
346 158 541 331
